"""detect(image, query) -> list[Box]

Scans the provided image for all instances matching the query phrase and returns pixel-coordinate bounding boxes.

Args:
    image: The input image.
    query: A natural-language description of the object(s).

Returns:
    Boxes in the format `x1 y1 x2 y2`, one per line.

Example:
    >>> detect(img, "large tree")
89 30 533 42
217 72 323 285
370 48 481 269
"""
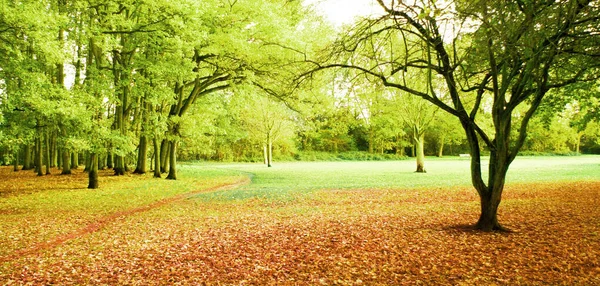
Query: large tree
303 0 600 231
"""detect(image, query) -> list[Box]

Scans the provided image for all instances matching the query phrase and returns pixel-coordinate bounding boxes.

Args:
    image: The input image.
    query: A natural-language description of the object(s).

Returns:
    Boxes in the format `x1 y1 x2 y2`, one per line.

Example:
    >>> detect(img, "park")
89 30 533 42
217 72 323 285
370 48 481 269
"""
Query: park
1 0 600 284
0 157 599 284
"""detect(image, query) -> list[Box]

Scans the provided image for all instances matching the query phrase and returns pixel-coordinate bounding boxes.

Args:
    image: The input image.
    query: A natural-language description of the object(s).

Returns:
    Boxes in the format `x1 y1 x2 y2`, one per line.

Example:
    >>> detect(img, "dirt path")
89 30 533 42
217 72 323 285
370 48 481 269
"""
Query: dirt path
0 177 251 263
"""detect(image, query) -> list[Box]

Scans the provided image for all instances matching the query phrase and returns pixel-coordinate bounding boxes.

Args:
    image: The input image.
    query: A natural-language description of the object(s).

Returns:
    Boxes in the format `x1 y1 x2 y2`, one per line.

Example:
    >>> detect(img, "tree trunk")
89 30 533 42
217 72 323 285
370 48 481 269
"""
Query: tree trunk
107 151 113 168
476 191 502 231
50 133 57 167
114 155 125 175
61 147 71 175
22 144 32 170
134 135 147 174
267 137 273 168
263 144 268 165
71 152 79 169
160 139 169 173
415 132 426 173
368 128 374 154
13 150 19 171
84 152 91 172
35 135 43 176
88 153 99 189
153 137 161 178
166 141 177 180
45 133 51 175
437 134 445 157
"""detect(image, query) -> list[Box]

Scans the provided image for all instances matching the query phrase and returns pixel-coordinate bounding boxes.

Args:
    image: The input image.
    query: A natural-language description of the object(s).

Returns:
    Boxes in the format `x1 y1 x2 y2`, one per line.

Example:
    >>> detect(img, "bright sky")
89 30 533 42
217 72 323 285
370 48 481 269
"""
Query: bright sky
305 0 380 27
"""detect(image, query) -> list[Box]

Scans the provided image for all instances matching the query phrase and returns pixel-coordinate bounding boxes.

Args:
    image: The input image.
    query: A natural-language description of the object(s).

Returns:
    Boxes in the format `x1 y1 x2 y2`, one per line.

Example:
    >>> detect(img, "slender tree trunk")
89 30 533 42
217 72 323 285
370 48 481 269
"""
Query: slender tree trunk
415 132 426 173
35 135 43 176
438 134 445 157
49 133 57 167
13 150 19 171
153 137 161 178
45 133 51 175
368 128 374 154
267 137 273 168
166 141 177 180
134 135 147 174
88 153 99 189
263 144 268 165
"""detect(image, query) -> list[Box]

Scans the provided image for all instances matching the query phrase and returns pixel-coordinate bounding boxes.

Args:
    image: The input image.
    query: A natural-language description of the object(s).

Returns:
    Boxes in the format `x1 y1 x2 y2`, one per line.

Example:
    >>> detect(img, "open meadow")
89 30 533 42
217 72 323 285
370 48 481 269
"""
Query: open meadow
0 156 599 285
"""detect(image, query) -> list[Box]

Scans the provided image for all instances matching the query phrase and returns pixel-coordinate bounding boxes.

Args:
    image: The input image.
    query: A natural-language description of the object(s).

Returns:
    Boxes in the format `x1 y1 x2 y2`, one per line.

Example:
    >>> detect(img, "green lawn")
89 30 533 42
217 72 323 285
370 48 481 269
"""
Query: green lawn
189 155 600 202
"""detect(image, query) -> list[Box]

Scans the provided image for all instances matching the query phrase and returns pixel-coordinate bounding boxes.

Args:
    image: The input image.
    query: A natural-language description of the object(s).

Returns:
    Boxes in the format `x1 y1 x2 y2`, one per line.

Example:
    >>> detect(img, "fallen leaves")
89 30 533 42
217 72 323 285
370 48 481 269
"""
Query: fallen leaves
0 165 599 285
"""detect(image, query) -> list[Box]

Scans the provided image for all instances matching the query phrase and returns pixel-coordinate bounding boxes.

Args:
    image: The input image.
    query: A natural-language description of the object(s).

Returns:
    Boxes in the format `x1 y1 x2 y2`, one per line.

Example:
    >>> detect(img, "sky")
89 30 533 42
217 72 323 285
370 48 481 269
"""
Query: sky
304 0 380 27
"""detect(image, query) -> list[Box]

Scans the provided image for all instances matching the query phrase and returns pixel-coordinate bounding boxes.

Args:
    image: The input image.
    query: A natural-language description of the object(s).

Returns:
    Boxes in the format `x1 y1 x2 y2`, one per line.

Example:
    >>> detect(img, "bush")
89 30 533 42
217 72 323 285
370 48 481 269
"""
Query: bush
517 150 581 157
289 151 408 162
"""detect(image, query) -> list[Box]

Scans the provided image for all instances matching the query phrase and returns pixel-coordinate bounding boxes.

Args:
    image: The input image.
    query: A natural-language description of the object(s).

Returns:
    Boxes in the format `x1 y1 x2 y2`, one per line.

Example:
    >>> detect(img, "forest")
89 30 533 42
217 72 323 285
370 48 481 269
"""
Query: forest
1 0 599 227
1 1 600 283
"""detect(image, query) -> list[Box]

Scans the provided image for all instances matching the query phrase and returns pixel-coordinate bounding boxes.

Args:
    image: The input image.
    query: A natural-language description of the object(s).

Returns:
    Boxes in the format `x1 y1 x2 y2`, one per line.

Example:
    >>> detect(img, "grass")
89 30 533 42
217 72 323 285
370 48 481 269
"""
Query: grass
193 155 600 202
0 156 599 284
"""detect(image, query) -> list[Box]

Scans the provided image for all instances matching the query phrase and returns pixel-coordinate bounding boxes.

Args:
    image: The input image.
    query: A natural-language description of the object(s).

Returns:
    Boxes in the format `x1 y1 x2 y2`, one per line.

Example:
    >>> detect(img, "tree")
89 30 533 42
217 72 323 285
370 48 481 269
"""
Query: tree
303 0 600 231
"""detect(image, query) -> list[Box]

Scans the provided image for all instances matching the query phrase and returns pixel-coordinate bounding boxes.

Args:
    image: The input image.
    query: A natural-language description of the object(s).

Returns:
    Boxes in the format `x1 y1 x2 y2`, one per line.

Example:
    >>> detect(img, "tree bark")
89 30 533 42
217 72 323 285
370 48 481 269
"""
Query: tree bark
263 144 268 165
166 141 177 180
45 132 51 175
415 132 426 173
88 153 99 189
153 137 161 178
35 135 43 176
160 140 169 173
22 145 32 170
134 135 147 174
61 148 71 175
71 152 79 169
107 151 113 168
114 155 125 175
13 150 19 171
437 134 445 157
267 136 273 168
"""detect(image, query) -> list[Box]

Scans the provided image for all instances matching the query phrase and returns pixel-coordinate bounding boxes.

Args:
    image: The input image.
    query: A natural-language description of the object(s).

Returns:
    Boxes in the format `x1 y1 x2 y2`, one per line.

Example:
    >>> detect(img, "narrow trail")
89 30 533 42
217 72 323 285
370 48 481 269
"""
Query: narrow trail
0 177 251 264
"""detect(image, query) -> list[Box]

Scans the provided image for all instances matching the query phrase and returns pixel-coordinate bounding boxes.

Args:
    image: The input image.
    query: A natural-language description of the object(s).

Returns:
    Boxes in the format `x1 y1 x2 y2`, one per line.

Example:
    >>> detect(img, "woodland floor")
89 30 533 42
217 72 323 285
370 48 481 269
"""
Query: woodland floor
0 163 599 285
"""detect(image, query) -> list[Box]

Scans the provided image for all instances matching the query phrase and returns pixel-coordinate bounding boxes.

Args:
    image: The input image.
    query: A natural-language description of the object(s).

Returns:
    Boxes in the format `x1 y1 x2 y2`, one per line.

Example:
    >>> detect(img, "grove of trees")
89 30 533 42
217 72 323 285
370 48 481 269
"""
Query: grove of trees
1 0 599 231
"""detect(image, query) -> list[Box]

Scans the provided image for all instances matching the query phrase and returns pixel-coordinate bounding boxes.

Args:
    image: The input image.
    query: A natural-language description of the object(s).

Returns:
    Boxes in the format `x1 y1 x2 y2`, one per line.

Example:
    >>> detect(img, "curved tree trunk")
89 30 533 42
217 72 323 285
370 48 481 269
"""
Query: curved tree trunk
166 141 177 180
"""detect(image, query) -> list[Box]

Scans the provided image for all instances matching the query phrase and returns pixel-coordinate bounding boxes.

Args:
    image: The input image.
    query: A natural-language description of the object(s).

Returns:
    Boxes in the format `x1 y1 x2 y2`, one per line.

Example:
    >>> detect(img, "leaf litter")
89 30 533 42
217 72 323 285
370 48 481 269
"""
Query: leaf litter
0 166 598 285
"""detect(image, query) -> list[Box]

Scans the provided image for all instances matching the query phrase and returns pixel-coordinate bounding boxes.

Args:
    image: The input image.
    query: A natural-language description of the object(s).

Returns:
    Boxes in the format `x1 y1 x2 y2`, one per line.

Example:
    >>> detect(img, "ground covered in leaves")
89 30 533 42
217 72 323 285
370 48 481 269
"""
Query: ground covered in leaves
0 162 599 285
